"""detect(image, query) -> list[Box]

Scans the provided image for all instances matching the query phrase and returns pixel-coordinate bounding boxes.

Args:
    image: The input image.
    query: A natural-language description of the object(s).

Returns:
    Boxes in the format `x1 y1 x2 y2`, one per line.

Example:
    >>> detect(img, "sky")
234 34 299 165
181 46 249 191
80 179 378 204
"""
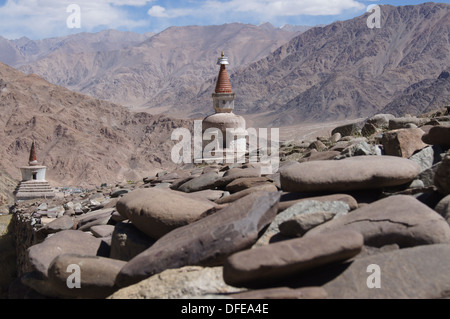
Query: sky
0 0 448 40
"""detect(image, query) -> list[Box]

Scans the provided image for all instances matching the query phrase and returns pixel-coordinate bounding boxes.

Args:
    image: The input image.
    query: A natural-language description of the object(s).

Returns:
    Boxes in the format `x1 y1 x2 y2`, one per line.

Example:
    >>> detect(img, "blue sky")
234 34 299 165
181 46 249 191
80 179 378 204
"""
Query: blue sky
0 0 448 39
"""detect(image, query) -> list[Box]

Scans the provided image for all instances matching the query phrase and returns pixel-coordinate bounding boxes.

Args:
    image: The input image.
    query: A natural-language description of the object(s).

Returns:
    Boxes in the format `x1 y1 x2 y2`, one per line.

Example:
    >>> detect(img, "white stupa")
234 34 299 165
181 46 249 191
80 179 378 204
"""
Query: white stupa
202 52 247 163
14 141 55 201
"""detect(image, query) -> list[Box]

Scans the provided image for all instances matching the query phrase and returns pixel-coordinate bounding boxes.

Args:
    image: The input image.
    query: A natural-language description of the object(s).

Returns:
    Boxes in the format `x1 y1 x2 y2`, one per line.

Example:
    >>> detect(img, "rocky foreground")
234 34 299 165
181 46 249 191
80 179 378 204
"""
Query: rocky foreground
1 108 450 299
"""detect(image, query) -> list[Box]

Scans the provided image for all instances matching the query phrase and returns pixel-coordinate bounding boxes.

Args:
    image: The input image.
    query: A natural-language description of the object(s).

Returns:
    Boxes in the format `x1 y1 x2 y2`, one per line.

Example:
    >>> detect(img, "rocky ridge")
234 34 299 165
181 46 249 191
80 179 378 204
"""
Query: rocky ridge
2 106 450 299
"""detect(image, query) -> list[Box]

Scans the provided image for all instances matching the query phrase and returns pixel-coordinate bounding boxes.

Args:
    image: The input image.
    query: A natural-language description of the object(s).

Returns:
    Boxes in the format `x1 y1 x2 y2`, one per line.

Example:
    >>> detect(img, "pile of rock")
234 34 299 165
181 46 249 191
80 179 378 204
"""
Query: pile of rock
4 108 450 299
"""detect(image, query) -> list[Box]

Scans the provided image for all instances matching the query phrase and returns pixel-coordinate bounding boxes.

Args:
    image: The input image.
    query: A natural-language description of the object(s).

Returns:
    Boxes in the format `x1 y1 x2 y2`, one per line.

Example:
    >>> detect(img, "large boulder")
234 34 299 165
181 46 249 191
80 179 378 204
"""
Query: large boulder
280 156 420 193
323 244 450 299
47 254 126 299
116 188 216 239
305 195 450 247
223 230 363 288
115 191 280 288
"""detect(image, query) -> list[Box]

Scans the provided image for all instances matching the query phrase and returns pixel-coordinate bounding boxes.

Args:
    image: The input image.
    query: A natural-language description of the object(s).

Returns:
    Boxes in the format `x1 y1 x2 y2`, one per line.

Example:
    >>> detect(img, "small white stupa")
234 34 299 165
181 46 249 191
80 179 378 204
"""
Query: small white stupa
15 141 55 201
202 52 247 163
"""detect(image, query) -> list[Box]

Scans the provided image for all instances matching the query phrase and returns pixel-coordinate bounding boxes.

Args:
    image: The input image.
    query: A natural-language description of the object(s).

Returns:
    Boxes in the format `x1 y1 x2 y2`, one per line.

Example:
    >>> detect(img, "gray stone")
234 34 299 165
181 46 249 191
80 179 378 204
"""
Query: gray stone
278 193 358 213
323 244 450 299
110 222 156 261
255 200 350 247
26 230 110 279
109 266 243 299
178 171 222 193
223 230 363 288
115 191 280 288
409 146 435 172
116 188 216 239
338 141 381 158
305 195 450 248
47 254 126 299
280 156 420 193
279 211 336 237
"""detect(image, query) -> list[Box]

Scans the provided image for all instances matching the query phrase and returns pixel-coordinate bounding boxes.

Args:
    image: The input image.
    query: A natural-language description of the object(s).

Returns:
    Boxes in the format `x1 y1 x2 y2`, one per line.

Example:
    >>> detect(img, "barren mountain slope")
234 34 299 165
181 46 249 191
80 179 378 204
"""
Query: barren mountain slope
192 3 450 127
381 68 450 116
17 24 299 116
0 62 191 187
1 29 154 67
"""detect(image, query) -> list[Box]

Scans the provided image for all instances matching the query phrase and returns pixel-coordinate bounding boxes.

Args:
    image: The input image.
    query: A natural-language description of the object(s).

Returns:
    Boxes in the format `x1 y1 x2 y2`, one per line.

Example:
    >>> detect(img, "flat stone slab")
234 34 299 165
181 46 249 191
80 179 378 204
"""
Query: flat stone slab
115 191 280 288
280 156 420 192
305 195 450 248
109 266 243 299
223 230 363 288
116 188 216 239
323 244 450 299
27 230 110 278
47 254 126 299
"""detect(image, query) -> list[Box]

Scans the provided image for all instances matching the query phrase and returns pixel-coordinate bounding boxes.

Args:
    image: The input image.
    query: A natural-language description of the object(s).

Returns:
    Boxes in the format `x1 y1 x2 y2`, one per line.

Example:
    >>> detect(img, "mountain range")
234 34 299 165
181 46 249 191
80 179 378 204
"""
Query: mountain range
3 24 303 118
222 2 450 126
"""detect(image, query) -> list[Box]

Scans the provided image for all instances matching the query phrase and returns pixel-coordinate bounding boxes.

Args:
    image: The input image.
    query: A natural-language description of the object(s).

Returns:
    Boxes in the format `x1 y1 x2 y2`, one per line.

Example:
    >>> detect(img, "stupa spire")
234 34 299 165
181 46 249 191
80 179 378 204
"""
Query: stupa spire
28 140 38 166
215 51 233 94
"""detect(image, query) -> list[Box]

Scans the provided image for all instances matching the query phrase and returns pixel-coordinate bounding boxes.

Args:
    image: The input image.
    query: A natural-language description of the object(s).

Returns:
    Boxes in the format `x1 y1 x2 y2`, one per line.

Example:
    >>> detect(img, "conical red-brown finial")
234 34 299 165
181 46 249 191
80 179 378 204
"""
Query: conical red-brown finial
215 51 233 94
28 141 38 166
215 65 233 94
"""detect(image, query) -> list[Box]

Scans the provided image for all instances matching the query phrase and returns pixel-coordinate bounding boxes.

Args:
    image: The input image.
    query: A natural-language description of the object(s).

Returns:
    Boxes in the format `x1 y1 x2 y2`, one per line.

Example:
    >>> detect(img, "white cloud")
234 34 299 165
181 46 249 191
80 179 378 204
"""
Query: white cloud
148 5 169 18
148 0 366 20
0 0 153 39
